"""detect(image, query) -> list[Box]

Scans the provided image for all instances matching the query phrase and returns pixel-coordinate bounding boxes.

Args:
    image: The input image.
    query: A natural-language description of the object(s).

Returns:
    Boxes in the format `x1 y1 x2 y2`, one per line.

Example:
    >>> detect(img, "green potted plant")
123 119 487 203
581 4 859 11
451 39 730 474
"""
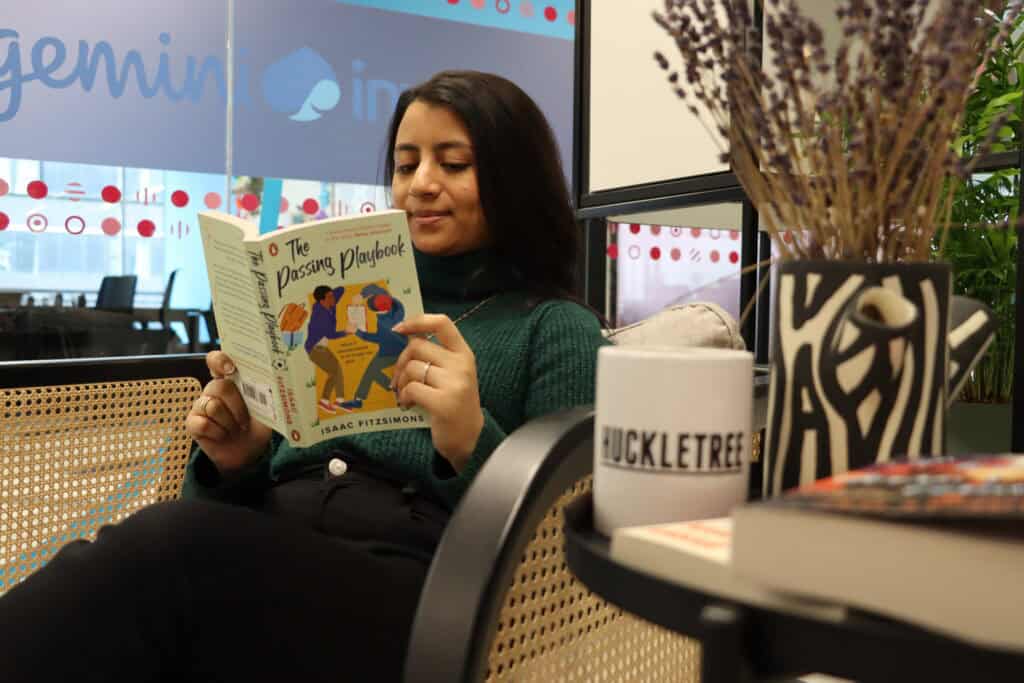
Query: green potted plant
941 4 1023 453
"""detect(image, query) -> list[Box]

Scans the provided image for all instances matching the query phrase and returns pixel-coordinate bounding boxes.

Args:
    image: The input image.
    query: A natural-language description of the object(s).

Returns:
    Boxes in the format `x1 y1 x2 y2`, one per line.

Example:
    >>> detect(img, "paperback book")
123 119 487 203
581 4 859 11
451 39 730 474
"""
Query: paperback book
610 517 847 622
198 209 427 447
731 455 1024 651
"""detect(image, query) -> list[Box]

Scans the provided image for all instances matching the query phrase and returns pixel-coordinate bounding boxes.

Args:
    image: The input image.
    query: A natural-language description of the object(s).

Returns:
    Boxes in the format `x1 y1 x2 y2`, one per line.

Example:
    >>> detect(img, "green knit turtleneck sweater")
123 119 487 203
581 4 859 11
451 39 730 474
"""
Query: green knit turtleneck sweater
182 247 609 510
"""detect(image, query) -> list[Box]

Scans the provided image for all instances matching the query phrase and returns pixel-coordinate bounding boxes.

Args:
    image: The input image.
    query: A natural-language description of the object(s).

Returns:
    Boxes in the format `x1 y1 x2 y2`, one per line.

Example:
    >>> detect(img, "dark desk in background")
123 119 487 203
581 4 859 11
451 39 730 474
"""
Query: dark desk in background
132 307 203 353
0 307 181 360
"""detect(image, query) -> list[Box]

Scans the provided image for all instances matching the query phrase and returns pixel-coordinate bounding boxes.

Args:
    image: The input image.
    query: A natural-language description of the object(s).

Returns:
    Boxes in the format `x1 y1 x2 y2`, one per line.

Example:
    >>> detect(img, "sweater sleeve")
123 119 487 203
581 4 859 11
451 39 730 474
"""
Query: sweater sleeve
519 301 609 421
179 432 282 505
428 301 608 503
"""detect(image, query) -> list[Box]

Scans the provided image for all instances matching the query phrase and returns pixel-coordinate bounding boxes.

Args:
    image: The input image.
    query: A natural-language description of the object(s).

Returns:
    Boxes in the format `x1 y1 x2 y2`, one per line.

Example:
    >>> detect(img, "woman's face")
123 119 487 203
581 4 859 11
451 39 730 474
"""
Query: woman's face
391 100 489 256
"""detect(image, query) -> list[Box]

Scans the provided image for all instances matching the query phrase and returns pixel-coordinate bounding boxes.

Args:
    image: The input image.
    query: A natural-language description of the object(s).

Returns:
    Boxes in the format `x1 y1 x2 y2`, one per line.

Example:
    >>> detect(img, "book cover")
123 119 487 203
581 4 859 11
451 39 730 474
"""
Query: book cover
771 454 1024 521
731 455 1024 651
198 209 428 447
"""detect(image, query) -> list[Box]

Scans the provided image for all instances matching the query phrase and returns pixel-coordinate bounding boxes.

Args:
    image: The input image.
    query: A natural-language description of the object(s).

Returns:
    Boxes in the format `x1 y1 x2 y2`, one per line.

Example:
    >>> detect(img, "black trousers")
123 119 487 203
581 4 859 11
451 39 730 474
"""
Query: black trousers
0 462 449 683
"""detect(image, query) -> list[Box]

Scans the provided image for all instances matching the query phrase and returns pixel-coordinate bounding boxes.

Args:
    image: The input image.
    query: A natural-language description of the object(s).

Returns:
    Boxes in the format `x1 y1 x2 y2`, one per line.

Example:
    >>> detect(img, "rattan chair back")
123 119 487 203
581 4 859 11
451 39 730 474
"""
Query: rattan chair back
0 375 200 593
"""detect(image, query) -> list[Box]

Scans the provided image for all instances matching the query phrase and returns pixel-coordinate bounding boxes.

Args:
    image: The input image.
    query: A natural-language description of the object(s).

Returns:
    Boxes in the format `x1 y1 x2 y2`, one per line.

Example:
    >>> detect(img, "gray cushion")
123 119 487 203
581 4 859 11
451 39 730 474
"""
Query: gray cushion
605 302 745 350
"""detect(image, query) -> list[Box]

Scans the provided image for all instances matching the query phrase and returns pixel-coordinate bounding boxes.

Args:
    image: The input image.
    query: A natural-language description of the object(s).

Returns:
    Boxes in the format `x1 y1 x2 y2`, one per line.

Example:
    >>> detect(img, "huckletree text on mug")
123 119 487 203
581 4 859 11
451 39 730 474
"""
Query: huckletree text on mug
599 426 744 473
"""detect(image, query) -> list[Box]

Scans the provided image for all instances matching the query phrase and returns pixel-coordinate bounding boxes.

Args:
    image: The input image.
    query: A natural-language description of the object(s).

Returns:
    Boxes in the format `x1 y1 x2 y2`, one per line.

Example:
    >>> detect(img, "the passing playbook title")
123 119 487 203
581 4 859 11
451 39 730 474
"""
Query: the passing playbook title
274 232 408 298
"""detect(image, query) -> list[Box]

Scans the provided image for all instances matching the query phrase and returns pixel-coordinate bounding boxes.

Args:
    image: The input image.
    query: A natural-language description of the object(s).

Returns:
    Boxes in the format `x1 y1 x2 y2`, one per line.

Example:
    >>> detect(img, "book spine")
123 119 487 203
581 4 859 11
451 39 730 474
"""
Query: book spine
244 244 303 438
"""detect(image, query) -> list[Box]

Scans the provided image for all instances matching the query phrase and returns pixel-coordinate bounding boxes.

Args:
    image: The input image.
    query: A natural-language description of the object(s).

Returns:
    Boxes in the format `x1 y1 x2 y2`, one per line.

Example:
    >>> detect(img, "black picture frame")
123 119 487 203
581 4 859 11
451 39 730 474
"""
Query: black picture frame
571 0 744 214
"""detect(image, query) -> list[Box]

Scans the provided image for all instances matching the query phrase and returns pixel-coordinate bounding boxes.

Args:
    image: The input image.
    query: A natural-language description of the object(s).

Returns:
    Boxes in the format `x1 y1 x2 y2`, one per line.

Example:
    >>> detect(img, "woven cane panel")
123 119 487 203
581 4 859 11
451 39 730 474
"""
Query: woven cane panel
0 377 200 594
484 476 701 683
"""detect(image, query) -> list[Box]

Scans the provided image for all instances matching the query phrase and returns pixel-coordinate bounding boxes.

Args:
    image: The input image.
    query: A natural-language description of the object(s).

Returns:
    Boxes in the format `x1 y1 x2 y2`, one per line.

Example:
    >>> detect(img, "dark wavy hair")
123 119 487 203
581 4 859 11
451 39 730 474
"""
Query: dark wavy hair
384 70 578 304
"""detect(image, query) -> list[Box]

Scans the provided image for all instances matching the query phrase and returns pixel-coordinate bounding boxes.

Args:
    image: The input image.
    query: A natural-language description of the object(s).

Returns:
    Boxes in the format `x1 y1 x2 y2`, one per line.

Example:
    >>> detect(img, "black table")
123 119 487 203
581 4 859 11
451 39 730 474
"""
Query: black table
564 493 1024 682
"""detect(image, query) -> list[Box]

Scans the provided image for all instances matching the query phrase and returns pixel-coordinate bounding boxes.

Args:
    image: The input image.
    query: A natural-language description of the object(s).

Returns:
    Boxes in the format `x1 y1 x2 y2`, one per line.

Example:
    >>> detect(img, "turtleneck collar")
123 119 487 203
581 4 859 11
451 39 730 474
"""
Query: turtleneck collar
414 247 518 300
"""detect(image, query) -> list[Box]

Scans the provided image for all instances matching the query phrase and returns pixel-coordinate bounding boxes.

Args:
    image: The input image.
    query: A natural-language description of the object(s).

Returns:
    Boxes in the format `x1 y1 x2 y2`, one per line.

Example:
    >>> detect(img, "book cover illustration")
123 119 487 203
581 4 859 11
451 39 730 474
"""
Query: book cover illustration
265 218 428 445
778 455 1024 520
282 280 421 422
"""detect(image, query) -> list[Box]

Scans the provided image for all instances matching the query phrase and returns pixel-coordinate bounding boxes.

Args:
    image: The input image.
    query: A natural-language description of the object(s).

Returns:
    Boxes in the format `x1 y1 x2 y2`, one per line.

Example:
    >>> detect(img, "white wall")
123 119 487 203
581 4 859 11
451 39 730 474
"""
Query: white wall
587 0 729 192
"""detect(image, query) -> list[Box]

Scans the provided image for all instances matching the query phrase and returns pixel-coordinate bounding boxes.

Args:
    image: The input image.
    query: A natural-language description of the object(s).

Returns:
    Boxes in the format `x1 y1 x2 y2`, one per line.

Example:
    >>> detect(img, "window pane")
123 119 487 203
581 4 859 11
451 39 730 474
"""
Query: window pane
606 203 746 328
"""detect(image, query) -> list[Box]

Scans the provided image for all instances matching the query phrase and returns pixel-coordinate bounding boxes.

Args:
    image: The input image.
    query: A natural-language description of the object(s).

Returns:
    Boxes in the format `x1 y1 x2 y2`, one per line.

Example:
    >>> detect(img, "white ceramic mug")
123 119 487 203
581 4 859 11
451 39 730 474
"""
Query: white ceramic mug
593 345 753 536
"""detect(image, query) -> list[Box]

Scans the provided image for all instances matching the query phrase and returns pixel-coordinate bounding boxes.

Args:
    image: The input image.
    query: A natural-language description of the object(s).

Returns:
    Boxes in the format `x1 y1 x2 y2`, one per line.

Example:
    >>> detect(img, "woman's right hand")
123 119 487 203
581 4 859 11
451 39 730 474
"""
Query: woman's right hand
185 351 274 475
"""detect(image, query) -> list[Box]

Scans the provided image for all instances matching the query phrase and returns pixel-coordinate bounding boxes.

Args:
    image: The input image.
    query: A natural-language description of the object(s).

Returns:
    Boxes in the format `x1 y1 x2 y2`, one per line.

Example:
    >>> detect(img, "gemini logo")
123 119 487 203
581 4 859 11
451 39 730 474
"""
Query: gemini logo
260 47 340 122
0 30 405 124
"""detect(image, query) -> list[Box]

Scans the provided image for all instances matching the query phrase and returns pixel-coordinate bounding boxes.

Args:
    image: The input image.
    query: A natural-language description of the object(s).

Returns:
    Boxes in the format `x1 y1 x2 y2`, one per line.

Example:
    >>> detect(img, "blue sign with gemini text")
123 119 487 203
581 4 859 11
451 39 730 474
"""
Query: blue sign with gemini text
0 0 573 184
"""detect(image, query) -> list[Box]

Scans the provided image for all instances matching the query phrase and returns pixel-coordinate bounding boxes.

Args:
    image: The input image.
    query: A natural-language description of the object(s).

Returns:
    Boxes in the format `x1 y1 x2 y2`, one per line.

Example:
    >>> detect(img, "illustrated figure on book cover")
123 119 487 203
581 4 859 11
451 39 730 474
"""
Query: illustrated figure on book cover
341 283 408 412
296 280 409 420
303 285 351 414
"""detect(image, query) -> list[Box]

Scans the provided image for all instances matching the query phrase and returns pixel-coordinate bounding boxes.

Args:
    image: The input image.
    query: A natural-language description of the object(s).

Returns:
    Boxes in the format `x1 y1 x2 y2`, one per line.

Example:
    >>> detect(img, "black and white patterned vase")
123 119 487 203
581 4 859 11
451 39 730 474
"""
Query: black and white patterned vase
764 260 997 496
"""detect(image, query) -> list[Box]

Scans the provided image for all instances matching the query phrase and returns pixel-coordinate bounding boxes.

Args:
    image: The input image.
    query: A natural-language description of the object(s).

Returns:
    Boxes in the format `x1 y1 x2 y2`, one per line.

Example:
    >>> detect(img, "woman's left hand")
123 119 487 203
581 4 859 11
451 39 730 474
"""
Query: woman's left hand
391 314 484 473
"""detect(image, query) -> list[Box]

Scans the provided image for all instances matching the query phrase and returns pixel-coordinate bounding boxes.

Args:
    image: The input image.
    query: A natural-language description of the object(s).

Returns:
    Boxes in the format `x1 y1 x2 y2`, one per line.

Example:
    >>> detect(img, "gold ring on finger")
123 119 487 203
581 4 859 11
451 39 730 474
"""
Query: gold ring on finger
196 395 213 416
422 361 432 385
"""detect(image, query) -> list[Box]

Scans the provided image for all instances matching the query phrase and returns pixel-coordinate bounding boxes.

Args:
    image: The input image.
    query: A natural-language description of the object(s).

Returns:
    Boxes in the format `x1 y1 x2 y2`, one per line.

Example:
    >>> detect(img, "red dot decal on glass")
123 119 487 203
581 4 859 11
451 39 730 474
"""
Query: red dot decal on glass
0 212 8 230
171 190 189 208
650 225 661 236
607 244 618 259
650 246 661 260
730 230 740 240
472 0 485 6
690 228 702 238
137 219 156 237
729 251 739 264
670 247 681 261
27 180 48 199
567 9 575 24
629 223 641 234
280 197 289 213
0 178 9 197
448 0 459 4
101 185 121 203
544 5 557 21
204 192 222 209
302 198 320 215
102 218 122 236
516 0 530 17
710 250 720 263
241 193 260 212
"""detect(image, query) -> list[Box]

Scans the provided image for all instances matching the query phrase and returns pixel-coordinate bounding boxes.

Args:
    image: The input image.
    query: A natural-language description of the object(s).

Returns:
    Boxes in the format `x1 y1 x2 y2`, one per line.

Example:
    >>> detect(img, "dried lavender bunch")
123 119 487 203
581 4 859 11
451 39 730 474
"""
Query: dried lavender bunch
654 0 1022 261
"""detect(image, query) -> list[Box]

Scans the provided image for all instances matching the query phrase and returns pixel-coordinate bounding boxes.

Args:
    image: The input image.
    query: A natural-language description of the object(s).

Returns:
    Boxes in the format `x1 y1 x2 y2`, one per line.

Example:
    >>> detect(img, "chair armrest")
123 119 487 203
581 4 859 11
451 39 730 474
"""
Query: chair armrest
404 405 595 683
